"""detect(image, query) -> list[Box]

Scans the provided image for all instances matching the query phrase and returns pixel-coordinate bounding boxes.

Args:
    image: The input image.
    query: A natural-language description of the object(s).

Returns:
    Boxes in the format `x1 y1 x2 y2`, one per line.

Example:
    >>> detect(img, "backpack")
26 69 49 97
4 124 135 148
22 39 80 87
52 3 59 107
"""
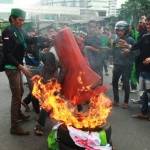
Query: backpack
0 25 16 72
0 43 4 72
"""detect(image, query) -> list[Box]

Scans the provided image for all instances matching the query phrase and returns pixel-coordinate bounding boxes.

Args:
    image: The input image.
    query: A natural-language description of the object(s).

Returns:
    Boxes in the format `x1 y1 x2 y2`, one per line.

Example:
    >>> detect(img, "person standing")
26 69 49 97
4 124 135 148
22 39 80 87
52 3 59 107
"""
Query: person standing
2 8 32 135
84 20 103 81
132 16 150 119
34 47 58 136
99 27 111 76
112 21 136 108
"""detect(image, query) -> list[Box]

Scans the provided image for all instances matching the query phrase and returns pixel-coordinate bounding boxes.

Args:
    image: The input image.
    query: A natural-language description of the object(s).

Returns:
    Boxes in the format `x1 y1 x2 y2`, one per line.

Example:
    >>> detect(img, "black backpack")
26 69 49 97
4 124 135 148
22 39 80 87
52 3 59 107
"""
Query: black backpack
0 43 4 72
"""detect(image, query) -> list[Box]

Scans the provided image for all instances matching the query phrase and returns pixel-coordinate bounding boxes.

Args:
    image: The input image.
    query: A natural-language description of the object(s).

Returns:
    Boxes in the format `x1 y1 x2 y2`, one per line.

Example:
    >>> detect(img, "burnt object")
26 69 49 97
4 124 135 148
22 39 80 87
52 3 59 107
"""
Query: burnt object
57 123 112 150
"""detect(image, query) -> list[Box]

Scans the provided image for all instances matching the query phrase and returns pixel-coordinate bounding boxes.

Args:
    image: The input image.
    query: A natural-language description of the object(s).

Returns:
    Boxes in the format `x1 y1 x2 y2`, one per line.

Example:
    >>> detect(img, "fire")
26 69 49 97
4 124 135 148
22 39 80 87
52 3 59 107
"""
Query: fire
32 75 112 129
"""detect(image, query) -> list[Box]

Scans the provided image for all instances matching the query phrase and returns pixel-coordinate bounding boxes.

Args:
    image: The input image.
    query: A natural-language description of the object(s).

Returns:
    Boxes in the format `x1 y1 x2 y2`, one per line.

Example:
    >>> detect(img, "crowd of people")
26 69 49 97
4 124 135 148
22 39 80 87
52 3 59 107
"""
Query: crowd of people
1 8 150 138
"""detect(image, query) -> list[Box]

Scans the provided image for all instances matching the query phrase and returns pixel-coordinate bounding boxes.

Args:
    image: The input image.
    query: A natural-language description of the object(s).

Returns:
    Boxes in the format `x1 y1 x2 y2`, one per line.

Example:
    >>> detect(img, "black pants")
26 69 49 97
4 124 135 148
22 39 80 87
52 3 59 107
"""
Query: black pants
23 66 41 114
23 93 40 114
112 65 132 103
37 109 48 127
141 89 150 115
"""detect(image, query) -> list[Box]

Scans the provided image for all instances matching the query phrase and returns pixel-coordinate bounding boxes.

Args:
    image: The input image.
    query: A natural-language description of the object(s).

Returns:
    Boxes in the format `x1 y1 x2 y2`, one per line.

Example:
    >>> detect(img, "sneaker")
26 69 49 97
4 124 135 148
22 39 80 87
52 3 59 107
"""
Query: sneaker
10 126 30 135
34 124 44 136
118 87 122 90
130 99 142 104
109 65 113 68
130 89 138 93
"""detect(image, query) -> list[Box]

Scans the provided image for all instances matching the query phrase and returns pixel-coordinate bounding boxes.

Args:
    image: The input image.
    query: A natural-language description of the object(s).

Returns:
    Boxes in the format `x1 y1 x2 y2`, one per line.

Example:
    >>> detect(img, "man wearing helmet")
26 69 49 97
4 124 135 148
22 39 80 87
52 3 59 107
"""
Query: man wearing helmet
112 21 136 108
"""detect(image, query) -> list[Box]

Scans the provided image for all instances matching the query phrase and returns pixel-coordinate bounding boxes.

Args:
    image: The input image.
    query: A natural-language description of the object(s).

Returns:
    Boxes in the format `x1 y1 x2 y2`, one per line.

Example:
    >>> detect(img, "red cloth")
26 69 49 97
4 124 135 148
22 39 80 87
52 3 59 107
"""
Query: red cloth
54 27 105 104
75 35 84 52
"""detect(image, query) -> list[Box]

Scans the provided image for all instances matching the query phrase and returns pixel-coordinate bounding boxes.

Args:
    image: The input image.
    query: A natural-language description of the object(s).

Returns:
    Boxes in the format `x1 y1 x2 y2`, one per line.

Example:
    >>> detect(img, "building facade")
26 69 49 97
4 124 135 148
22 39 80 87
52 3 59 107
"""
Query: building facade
88 0 117 17
0 0 13 4
41 0 89 8
41 0 117 21
0 0 118 23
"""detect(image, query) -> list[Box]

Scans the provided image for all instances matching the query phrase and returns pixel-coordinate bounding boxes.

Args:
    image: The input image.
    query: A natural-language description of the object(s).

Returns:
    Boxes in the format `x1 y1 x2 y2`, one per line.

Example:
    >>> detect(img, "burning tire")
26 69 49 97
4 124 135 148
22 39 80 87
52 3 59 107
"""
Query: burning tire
57 123 112 150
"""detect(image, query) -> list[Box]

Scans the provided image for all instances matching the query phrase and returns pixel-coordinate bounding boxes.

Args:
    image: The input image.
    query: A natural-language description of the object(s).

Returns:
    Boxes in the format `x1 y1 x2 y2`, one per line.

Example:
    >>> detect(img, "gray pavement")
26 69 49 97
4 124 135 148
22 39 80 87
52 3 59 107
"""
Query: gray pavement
0 71 150 150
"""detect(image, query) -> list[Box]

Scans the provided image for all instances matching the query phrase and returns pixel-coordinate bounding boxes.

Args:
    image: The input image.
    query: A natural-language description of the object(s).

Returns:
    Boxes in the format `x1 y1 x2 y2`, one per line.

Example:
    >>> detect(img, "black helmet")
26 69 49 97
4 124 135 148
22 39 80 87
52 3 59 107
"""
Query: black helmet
115 21 129 31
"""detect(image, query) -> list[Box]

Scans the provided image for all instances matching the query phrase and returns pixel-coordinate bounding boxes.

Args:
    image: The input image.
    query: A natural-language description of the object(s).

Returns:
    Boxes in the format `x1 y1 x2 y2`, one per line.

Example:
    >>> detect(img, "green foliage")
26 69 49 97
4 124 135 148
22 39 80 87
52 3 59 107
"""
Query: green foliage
118 0 150 24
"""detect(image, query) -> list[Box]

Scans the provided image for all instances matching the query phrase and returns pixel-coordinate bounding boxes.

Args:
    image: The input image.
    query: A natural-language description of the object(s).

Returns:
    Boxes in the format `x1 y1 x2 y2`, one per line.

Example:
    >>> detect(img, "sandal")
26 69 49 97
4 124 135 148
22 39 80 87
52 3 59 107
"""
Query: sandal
34 124 44 136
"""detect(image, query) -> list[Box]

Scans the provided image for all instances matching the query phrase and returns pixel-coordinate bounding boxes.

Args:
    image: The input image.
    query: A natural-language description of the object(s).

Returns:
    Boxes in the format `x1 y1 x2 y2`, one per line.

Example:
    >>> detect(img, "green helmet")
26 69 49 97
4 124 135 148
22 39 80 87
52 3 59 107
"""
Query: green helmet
115 21 129 31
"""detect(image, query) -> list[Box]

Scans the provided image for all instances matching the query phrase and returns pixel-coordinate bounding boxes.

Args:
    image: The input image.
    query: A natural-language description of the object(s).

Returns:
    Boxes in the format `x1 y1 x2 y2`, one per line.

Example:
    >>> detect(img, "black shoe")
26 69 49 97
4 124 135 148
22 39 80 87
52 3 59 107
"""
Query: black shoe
10 126 30 135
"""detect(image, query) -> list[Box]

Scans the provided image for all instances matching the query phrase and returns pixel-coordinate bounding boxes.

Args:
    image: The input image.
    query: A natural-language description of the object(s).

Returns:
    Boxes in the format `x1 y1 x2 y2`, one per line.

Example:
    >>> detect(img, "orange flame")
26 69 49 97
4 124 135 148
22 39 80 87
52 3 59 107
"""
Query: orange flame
32 75 112 129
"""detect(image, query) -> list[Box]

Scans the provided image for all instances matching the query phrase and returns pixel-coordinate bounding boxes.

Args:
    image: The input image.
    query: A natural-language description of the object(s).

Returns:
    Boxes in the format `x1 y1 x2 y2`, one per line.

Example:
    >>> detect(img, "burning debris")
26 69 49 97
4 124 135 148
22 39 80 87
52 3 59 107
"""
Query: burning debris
32 75 112 129
32 27 113 149
32 75 112 150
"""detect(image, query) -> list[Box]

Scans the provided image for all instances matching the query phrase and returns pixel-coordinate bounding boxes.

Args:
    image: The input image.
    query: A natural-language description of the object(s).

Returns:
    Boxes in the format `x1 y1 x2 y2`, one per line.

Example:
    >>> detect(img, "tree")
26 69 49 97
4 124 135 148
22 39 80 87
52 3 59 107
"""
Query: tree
118 0 150 25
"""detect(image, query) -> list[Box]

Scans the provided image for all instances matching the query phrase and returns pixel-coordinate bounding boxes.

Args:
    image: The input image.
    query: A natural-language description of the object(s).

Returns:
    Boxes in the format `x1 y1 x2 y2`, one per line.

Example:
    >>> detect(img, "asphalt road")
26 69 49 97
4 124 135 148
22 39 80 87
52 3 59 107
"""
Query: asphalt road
0 70 150 150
